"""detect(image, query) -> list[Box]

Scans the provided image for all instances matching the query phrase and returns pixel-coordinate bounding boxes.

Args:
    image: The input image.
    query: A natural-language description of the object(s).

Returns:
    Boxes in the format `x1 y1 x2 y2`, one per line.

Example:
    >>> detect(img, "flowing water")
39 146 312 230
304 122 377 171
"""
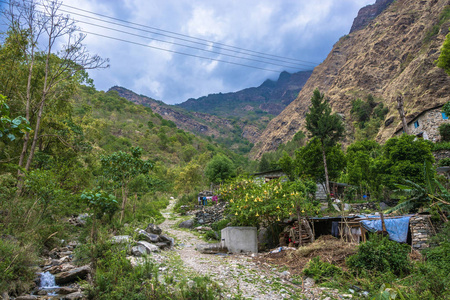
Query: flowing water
39 272 59 296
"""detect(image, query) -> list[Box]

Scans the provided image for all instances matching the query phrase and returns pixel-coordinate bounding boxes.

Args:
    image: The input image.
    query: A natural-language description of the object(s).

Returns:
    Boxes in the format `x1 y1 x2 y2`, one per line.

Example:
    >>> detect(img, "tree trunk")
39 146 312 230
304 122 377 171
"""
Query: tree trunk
120 183 128 223
24 97 45 171
396 95 409 134
321 141 330 195
16 53 35 194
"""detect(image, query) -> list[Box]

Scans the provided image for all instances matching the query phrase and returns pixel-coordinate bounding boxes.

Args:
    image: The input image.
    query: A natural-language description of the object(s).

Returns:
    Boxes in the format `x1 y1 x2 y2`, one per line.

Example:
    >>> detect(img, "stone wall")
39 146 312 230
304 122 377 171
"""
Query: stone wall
434 149 450 164
195 202 227 225
409 215 435 250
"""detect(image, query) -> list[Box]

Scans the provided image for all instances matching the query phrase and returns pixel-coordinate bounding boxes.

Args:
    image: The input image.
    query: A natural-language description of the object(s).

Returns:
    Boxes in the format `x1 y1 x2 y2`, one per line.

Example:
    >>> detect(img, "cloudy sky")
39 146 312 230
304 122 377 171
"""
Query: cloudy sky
3 0 374 104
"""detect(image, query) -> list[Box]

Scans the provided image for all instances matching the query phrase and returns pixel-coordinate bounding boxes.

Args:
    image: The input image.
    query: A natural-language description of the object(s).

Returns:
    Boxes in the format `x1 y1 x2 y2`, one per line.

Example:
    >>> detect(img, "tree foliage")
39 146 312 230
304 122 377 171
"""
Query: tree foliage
373 134 434 188
100 147 152 222
205 154 235 184
305 89 344 194
219 177 318 227
294 138 346 184
0 95 30 143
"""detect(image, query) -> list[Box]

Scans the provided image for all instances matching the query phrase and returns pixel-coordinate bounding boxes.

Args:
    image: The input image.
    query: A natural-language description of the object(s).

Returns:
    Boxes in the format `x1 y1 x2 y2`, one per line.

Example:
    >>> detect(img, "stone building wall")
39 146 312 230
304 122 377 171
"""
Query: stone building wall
396 108 449 142
409 215 435 250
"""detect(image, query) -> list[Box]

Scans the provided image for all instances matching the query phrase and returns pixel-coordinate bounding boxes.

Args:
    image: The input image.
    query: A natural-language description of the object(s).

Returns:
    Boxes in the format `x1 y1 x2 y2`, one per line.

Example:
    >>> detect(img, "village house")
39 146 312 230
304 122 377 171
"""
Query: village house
394 104 449 141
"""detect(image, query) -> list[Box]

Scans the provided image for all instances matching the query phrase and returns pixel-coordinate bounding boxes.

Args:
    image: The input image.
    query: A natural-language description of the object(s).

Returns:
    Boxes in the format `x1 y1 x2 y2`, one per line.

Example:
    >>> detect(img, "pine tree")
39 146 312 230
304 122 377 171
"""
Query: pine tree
305 89 344 195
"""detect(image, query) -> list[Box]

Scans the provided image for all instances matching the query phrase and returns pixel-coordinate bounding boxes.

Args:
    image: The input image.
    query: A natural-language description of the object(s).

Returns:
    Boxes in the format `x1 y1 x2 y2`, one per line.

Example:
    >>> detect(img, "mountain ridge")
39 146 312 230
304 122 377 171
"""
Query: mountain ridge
109 70 312 153
176 70 312 117
251 0 450 159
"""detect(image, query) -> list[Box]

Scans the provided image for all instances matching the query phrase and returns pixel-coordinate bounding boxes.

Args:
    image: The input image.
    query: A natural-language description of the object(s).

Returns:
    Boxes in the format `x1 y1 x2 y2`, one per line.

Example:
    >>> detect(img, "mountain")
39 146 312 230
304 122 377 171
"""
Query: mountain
251 0 450 159
350 0 395 33
176 70 312 118
110 70 312 154
109 86 261 153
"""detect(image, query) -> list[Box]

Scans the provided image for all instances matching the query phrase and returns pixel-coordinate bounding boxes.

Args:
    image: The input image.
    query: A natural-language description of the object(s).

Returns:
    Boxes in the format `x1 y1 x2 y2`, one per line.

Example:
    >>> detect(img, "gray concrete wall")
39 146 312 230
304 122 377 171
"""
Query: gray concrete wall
221 227 258 254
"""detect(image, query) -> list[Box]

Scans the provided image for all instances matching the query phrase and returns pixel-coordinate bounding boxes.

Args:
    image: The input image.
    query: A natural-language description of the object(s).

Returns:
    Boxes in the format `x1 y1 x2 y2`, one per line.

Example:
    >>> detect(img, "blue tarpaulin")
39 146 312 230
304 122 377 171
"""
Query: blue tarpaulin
360 216 411 243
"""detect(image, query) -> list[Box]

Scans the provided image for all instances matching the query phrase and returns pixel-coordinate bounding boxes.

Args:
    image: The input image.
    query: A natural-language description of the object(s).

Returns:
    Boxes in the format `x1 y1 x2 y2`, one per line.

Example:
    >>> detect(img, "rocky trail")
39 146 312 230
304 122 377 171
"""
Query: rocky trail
158 199 301 299
156 199 352 300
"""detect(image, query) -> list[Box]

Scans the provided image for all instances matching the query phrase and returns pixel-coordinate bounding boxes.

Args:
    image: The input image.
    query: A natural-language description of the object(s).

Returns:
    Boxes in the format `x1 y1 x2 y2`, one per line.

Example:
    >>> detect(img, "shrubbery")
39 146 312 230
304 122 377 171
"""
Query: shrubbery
303 256 342 283
346 234 411 275
0 239 37 296
439 123 450 141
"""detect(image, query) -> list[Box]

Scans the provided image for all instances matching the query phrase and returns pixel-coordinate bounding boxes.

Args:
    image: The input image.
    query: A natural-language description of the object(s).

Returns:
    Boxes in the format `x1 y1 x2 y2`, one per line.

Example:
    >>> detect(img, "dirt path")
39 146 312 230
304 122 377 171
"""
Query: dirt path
158 199 303 299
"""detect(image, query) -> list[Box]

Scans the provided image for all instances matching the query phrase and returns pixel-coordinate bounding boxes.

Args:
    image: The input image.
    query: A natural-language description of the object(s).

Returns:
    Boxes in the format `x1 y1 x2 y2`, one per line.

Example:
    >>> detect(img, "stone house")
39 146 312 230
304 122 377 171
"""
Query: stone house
394 105 449 142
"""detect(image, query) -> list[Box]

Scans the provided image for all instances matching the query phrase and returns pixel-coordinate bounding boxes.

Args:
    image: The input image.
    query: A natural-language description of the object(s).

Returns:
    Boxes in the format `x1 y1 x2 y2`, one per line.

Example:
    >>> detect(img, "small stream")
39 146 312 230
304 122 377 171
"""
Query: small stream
39 272 59 296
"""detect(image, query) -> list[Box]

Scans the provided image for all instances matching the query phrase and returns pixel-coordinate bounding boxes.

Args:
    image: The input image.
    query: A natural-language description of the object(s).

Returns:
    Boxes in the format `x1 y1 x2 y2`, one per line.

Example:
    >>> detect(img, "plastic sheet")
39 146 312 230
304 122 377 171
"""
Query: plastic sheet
360 216 411 243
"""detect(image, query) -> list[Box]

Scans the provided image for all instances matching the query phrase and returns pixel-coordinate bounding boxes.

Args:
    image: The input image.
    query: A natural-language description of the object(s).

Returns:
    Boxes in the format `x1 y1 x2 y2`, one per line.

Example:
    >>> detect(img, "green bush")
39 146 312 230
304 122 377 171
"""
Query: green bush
405 223 450 299
439 123 450 142
433 141 450 151
86 246 222 299
303 256 342 283
346 234 411 275
211 219 230 231
0 238 37 296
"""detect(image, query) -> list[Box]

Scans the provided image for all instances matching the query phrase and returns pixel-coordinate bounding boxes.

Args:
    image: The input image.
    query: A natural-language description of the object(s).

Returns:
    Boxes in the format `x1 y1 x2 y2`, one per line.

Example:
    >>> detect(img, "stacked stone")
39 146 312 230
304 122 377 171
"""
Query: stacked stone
410 215 432 250
351 202 378 211
195 202 227 225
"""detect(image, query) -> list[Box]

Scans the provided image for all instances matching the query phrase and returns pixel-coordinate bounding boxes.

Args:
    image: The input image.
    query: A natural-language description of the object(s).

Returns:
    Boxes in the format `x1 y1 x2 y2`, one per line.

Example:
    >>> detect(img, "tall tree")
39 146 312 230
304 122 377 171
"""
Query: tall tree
1 0 108 191
305 88 344 195
100 147 152 223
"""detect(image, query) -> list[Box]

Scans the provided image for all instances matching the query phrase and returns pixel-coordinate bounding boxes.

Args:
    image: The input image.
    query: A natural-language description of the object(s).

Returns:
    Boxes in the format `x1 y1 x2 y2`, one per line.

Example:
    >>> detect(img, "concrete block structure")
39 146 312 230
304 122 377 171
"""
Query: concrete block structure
221 227 258 254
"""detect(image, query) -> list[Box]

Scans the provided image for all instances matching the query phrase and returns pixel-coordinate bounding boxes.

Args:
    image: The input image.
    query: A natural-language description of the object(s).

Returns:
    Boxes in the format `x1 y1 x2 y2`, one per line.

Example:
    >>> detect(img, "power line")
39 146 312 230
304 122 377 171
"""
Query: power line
58 2 319 66
80 30 286 73
1 0 318 71
73 19 311 71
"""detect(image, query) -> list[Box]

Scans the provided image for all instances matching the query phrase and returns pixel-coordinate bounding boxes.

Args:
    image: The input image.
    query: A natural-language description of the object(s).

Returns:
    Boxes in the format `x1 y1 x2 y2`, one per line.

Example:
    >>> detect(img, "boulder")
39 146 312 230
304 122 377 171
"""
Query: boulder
136 229 160 243
195 226 212 232
145 223 162 235
58 287 79 295
159 234 174 247
132 241 160 256
55 265 90 285
179 219 194 229
63 292 85 299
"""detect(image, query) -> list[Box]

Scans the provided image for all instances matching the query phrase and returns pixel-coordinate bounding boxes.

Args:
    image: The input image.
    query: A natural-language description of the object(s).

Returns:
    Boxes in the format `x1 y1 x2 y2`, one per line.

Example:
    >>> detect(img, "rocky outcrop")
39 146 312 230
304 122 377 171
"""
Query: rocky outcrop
252 0 450 159
350 0 395 33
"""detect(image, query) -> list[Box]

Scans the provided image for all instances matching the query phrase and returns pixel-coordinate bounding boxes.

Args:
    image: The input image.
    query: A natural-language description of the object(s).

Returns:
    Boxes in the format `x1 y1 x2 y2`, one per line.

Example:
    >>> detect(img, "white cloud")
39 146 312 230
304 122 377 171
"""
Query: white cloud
52 0 376 103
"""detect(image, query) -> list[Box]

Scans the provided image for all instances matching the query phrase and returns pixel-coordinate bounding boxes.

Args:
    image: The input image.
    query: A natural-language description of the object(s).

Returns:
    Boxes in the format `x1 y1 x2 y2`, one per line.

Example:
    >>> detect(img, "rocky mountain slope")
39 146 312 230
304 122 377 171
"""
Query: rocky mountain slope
110 70 312 153
251 0 450 159
350 0 395 33
109 86 262 152
177 70 312 118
